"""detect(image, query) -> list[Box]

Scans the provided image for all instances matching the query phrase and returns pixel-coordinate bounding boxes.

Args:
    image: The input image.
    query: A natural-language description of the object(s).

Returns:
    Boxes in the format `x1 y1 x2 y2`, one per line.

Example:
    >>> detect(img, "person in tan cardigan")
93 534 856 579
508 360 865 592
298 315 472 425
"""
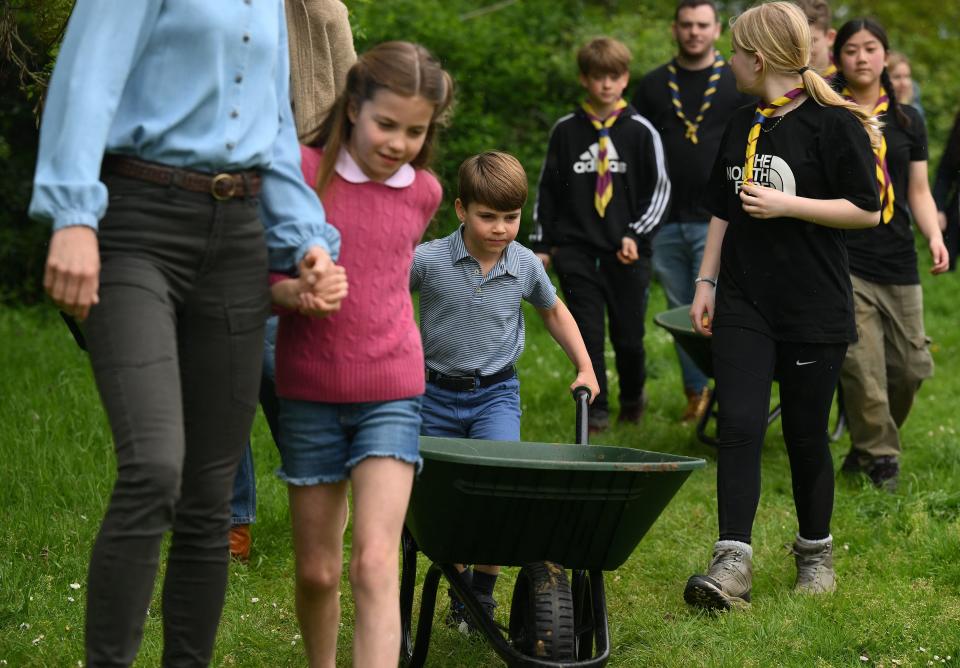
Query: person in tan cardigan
286 0 357 142
229 0 356 562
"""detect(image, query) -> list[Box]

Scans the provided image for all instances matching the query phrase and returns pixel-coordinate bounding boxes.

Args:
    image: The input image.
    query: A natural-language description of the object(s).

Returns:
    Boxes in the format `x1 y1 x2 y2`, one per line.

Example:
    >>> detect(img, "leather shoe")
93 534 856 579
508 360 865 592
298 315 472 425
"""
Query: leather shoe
229 524 251 563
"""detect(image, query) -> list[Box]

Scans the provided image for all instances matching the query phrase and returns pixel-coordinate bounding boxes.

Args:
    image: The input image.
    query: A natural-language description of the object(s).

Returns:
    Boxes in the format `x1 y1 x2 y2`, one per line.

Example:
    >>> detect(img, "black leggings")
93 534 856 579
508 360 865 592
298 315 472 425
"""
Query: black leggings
712 327 846 543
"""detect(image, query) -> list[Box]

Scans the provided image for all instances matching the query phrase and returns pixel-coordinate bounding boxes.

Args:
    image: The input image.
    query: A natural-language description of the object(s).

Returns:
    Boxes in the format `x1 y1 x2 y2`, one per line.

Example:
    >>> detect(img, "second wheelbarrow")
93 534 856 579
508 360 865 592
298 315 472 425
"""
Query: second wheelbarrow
653 304 846 445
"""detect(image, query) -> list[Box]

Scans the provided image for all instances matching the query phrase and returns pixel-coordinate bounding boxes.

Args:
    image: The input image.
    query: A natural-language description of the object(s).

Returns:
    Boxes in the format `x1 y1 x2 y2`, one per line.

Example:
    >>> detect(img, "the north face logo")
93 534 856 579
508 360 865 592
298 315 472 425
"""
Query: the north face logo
573 142 628 174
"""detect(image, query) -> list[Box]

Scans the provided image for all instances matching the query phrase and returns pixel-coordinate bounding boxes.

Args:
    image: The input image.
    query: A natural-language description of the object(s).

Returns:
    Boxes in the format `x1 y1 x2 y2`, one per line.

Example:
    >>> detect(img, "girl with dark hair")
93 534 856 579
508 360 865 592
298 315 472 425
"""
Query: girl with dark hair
683 1 881 611
832 18 949 490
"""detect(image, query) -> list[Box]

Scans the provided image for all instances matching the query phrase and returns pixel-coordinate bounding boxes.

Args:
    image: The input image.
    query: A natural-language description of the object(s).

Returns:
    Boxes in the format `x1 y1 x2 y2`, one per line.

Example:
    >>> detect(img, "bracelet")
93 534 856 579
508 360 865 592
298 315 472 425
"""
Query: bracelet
695 276 717 287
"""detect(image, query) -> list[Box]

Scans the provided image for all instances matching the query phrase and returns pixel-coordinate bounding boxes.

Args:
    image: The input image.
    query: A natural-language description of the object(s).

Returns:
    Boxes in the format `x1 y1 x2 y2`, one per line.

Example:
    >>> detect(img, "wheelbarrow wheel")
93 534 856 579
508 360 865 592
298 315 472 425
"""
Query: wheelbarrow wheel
508 561 575 660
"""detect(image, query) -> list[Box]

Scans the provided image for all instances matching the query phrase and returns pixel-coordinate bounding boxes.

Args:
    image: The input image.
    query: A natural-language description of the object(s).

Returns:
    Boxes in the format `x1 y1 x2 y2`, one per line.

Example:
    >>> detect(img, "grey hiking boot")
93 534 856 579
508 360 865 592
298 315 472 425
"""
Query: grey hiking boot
792 535 836 594
684 541 752 611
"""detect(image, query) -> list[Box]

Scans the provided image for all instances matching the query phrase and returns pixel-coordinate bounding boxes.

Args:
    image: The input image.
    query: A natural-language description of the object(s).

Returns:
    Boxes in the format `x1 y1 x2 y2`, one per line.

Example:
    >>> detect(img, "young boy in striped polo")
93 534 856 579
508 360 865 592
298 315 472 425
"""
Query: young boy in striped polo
410 150 598 631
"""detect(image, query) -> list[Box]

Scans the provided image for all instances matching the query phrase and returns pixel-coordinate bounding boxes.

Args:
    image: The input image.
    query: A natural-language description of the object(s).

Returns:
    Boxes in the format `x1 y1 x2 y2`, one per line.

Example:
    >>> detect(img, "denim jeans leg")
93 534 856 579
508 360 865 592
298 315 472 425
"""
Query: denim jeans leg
652 222 710 392
229 315 278 525
230 444 257 525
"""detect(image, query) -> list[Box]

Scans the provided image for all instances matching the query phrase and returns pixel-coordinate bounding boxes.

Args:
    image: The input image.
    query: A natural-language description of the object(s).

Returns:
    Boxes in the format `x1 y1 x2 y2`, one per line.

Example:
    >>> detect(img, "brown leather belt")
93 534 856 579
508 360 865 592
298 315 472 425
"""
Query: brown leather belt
102 154 262 200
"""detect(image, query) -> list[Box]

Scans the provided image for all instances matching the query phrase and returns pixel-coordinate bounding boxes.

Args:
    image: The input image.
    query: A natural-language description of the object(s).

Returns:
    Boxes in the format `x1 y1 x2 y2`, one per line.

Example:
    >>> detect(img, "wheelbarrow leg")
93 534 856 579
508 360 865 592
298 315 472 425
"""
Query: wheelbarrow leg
400 528 418 666
588 570 610 664
696 387 719 447
404 562 443 668
829 381 847 442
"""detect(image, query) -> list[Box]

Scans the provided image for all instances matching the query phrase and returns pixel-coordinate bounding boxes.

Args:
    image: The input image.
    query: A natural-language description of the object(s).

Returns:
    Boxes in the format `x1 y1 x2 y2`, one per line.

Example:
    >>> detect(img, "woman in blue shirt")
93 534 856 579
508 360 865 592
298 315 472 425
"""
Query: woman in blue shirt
29 2 344 663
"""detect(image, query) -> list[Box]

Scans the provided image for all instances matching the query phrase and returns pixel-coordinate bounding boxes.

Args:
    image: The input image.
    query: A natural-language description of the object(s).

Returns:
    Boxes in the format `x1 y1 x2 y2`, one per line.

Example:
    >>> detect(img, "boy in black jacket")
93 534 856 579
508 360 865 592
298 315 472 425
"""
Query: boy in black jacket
531 37 671 431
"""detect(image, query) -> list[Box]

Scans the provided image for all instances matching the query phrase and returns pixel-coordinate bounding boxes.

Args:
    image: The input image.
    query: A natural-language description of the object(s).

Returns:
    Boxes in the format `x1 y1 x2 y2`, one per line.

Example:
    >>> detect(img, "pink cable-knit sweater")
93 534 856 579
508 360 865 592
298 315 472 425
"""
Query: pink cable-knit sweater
273 146 441 402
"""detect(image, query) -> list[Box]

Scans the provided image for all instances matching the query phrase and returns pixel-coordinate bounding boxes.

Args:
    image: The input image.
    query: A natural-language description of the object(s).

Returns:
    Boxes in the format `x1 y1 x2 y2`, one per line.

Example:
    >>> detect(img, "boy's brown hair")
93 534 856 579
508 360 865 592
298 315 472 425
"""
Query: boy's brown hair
792 0 831 33
458 151 528 211
576 37 631 77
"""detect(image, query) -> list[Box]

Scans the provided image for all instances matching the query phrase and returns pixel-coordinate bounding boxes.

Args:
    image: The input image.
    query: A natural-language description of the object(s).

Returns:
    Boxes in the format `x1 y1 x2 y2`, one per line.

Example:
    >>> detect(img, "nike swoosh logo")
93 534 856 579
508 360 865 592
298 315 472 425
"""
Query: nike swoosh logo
796 360 817 366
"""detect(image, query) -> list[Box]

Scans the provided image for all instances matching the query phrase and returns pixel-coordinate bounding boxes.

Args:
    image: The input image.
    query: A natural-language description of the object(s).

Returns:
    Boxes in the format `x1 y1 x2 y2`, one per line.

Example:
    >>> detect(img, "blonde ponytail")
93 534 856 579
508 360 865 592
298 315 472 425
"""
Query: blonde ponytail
800 68 882 148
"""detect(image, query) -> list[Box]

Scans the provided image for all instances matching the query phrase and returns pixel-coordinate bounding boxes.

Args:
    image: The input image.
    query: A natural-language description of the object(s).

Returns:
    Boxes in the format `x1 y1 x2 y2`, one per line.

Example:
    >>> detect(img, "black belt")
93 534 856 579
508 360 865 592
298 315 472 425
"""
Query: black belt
426 366 516 392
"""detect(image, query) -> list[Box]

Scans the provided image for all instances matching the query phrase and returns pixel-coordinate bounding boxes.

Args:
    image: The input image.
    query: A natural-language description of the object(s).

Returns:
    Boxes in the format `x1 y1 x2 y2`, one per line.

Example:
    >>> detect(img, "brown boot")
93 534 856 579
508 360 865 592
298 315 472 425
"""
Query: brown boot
229 524 251 563
681 388 710 423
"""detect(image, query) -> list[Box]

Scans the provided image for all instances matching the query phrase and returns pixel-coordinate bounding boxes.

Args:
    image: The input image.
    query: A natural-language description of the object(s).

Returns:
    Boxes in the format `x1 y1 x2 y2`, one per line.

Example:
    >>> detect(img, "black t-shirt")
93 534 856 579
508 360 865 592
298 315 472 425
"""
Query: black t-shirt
706 99 881 343
632 61 753 223
845 105 928 285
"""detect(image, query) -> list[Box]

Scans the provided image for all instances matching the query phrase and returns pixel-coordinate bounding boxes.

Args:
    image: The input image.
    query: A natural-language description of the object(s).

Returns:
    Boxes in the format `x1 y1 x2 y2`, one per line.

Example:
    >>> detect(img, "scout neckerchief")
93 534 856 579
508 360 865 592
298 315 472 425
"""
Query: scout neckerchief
821 59 838 81
743 87 805 185
582 98 628 218
668 50 725 144
843 86 894 223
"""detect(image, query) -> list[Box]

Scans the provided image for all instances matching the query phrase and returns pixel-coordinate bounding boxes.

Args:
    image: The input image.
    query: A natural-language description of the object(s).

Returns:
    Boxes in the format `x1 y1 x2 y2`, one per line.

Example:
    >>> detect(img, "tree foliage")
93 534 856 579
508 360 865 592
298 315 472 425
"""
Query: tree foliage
3 0 959 303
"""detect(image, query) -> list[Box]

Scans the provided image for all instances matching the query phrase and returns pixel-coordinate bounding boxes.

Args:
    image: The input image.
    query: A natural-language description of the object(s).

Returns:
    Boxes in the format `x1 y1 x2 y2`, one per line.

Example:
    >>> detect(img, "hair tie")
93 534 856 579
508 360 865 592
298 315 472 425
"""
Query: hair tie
798 66 810 75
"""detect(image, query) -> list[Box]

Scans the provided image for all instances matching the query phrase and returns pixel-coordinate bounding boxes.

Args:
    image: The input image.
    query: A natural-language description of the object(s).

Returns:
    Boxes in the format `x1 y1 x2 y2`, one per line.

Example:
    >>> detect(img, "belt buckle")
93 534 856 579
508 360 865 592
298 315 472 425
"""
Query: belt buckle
211 173 237 200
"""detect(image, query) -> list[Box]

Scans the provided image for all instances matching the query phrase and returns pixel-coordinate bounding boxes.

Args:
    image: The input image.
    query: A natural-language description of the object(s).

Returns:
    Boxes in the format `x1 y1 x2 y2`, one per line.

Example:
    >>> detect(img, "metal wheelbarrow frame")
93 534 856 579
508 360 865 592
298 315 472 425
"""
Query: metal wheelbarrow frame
399 389 705 667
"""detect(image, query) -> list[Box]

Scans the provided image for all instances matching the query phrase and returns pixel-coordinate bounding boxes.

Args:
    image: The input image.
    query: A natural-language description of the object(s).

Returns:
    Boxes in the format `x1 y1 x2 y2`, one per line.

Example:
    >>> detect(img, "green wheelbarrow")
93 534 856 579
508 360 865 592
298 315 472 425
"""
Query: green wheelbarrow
653 305 847 446
400 389 705 667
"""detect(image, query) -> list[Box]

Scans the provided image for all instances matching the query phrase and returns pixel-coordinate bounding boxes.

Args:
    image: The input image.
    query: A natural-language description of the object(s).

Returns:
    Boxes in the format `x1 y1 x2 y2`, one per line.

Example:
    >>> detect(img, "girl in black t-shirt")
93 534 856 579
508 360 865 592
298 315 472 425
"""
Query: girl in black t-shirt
832 19 949 491
683 1 882 612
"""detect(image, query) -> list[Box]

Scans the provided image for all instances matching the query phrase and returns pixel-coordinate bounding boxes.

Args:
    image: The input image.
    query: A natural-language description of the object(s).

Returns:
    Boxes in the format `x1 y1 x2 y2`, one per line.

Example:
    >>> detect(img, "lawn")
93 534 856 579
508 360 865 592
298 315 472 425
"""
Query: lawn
1 258 959 667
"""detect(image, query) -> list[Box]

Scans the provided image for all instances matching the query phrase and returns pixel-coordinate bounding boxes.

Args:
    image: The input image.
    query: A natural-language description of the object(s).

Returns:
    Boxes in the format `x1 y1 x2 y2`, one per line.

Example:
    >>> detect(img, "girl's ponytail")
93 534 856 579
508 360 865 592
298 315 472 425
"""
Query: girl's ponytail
802 69 882 148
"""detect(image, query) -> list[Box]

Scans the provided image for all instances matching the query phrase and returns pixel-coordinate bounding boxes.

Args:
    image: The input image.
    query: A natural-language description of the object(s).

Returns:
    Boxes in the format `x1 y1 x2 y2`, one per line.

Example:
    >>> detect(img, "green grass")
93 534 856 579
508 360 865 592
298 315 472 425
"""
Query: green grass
2 254 960 666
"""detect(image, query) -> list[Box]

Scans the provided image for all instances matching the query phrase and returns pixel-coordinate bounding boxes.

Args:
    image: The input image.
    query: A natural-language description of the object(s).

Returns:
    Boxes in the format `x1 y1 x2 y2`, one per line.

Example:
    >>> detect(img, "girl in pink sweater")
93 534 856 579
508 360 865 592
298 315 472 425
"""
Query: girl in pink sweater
270 42 452 666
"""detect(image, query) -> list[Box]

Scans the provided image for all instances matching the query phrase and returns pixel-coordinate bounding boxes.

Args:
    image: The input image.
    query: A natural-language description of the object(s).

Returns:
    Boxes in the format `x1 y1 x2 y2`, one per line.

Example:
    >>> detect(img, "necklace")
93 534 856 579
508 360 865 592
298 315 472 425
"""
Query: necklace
760 114 786 133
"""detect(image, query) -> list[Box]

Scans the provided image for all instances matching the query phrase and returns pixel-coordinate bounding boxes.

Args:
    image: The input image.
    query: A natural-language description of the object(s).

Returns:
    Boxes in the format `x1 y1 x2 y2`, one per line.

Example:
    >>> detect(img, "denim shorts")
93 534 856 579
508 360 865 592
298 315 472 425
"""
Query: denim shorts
276 396 423 485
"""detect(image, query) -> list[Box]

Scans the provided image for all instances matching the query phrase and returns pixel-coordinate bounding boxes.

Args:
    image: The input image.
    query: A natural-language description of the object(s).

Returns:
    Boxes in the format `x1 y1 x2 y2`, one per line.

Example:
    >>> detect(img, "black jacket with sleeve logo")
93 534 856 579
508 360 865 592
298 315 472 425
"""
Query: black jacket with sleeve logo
530 103 671 256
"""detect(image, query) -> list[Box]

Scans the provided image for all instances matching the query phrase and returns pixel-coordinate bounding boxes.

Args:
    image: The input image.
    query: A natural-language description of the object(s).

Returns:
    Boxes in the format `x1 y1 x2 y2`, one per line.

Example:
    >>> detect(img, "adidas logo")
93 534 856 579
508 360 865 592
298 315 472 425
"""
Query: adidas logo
573 142 628 174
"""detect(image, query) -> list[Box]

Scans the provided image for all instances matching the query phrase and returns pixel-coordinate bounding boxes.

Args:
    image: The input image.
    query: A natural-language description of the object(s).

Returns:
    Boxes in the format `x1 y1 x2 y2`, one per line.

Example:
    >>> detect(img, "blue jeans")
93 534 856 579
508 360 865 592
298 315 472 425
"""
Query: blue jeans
652 222 710 392
420 377 522 440
230 316 278 525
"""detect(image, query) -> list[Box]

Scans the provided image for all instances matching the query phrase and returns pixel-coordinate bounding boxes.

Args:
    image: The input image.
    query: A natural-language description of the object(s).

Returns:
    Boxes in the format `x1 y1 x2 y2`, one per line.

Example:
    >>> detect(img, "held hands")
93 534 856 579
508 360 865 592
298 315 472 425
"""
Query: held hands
275 245 348 317
689 281 715 337
44 226 100 321
570 367 600 405
739 182 793 219
617 236 639 265
929 237 950 275
270 266 348 317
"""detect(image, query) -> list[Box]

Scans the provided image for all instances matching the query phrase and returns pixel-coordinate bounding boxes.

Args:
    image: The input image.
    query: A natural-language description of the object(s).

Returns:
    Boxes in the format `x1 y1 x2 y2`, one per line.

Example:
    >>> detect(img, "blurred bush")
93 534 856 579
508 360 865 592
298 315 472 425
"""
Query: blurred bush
3 0 959 304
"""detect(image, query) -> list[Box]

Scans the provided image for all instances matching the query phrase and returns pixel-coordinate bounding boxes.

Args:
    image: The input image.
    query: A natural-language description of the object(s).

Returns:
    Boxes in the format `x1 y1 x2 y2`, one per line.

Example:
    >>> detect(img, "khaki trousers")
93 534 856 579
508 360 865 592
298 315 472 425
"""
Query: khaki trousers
839 275 933 458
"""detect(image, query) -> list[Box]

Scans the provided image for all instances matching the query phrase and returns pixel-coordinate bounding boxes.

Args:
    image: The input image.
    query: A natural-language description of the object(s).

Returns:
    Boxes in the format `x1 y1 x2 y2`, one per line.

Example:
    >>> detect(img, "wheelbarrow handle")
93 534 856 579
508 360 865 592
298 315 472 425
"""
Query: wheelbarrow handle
572 386 592 445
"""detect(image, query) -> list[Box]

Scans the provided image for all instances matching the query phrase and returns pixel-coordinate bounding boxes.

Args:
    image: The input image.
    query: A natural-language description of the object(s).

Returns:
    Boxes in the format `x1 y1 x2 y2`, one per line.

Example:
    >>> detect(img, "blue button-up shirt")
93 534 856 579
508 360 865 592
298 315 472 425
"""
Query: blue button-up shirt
28 0 339 270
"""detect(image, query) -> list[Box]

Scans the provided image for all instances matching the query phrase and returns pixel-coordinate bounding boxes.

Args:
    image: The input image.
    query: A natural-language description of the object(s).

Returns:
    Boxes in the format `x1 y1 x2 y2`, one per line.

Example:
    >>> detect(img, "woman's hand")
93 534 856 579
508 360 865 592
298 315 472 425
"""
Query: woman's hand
690 281 716 337
44 226 100 321
739 182 794 219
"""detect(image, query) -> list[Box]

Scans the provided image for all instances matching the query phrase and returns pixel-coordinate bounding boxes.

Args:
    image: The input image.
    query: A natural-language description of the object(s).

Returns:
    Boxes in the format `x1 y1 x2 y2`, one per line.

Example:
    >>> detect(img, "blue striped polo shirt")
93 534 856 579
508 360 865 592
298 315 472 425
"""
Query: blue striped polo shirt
410 225 557 376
